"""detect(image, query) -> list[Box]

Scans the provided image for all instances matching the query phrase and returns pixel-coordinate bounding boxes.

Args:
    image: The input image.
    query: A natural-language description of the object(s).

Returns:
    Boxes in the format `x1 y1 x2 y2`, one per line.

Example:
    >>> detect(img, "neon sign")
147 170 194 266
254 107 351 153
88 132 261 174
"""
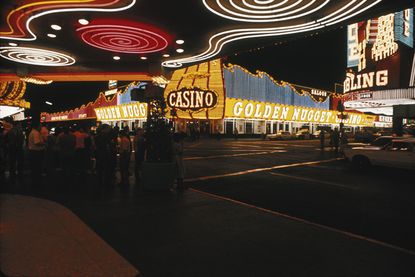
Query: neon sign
163 0 383 67
344 8 413 94
167 88 218 111
0 0 136 41
0 46 75 66
343 70 388 93
77 20 170 54
226 98 376 126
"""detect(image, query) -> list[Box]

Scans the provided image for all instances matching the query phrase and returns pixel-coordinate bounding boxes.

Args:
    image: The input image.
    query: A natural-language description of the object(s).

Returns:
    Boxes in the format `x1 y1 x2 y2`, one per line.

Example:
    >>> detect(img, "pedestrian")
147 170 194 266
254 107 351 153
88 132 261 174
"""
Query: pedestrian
234 127 239 140
6 121 25 182
133 128 145 182
331 128 340 153
118 130 131 185
0 122 6 183
57 126 76 179
27 122 45 184
73 125 88 176
172 132 186 191
94 124 111 186
108 127 118 182
319 129 325 151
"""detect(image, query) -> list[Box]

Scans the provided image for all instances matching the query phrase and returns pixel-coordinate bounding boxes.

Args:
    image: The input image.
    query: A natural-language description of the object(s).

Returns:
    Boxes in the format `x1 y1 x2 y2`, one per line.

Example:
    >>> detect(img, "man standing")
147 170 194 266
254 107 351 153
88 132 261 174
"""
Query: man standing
28 122 45 184
6 121 25 182
319 129 325 151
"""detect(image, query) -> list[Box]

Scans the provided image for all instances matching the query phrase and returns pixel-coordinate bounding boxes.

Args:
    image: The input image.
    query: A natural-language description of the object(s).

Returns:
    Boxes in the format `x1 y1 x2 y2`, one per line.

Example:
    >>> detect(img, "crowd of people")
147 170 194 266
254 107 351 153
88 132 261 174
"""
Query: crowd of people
0 119 186 190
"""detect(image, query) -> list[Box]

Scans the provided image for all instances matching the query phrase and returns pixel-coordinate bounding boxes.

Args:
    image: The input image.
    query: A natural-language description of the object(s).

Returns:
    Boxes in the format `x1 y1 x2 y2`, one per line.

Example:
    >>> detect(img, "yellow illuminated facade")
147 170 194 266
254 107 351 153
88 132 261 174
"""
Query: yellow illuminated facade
95 102 147 121
164 59 226 119
225 98 376 127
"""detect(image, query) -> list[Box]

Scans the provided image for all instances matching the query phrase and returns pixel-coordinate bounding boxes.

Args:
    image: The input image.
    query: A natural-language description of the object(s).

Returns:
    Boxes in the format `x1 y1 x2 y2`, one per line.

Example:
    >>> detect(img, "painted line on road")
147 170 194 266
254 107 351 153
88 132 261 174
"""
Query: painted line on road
187 142 203 148
185 158 343 182
185 148 286 152
184 150 287 161
190 188 415 257
269 172 357 190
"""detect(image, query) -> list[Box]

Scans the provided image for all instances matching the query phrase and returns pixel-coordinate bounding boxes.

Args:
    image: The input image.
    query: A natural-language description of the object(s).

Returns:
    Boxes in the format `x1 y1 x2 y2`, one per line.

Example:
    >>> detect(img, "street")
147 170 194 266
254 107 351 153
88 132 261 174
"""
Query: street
184 139 415 253
2 138 415 277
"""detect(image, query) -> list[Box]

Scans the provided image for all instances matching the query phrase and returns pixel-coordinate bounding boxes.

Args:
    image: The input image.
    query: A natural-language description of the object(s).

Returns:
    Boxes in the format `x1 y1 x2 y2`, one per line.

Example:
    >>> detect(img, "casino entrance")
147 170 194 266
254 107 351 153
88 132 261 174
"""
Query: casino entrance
174 119 214 139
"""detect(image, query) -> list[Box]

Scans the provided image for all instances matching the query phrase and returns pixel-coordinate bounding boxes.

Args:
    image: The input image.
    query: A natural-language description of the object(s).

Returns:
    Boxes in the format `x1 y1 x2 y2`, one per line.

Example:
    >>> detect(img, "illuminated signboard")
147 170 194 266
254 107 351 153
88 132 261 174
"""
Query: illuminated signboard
95 102 147 121
225 98 375 126
344 9 414 94
164 59 226 119
167 88 218 111
108 80 118 89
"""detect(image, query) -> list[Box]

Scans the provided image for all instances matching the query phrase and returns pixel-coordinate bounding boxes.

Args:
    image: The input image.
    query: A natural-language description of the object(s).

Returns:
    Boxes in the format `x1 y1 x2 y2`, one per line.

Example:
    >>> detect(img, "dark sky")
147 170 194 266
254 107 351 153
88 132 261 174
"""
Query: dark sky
227 26 347 91
26 27 347 116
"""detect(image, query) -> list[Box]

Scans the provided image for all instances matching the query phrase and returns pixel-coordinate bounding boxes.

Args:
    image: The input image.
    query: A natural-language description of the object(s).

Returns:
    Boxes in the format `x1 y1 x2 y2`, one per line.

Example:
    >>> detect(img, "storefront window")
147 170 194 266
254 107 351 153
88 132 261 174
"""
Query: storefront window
225 120 234 135
266 122 271 134
245 121 253 134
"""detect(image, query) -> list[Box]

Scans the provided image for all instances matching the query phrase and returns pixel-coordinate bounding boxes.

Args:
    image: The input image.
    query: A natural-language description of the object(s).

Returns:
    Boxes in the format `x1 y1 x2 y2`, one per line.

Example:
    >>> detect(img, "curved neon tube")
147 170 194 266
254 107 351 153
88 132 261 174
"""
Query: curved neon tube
163 0 383 68
0 0 136 41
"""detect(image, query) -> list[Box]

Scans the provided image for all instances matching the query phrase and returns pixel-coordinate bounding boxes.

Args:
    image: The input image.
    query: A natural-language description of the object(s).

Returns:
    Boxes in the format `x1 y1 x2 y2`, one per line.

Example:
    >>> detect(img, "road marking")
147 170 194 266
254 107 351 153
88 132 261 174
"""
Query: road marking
269 172 357 190
190 188 415 257
184 150 287 161
185 158 343 182
187 142 203 148
185 148 285 152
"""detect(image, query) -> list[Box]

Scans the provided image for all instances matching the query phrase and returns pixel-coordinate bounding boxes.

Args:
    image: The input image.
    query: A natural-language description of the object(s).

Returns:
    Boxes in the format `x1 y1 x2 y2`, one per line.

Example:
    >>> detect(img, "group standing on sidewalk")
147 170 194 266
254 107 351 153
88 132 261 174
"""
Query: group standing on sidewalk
1 119 189 192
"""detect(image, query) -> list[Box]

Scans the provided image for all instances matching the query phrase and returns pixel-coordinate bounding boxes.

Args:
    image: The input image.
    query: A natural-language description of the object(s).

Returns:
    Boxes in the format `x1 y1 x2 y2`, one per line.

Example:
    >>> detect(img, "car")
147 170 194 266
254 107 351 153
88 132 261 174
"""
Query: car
354 130 375 143
345 136 395 149
312 130 331 139
373 130 393 138
267 131 294 140
343 138 415 170
295 129 311 140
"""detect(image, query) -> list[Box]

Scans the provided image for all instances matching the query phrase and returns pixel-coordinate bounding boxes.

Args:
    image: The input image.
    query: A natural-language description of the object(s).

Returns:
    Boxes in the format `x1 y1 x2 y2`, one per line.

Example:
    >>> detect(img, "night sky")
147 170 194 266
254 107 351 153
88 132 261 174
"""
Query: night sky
25 27 347 117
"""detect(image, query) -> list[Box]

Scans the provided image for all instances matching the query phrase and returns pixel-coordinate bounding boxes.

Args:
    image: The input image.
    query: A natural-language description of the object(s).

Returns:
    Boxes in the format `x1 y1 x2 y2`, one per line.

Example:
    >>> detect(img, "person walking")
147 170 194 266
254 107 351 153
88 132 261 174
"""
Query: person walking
172 132 186 191
118 130 131 185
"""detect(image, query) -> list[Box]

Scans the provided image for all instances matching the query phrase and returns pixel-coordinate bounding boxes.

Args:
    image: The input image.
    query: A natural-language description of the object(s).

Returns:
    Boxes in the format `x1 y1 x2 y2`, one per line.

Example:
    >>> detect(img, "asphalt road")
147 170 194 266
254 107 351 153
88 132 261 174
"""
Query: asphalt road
183 138 415 253
2 138 415 277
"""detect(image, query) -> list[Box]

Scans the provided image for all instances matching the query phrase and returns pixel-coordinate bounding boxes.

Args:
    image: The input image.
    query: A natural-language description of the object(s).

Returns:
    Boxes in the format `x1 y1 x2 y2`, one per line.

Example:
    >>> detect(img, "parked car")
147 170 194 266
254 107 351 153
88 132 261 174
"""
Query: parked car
295 129 311 140
344 136 393 149
267 131 294 140
312 130 331 139
373 130 393 138
354 130 375 143
343 138 415 170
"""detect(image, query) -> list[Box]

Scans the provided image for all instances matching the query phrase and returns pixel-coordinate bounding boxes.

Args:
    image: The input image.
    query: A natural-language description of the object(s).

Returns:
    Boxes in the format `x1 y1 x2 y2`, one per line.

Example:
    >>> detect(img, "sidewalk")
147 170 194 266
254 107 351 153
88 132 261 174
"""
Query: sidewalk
0 194 139 277
1 188 415 277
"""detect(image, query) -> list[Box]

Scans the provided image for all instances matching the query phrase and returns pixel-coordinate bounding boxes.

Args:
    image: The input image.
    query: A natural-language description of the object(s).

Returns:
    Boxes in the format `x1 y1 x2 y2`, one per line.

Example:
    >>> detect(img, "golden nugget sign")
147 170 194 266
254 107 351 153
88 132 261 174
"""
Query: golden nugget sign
167 88 218 111
225 98 375 126
95 102 147 121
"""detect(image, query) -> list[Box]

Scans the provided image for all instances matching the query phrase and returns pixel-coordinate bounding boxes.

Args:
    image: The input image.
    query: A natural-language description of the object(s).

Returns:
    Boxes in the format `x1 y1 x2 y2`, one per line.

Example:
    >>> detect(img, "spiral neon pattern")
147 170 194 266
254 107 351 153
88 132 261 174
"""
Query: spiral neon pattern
163 0 383 67
0 47 75 66
77 23 169 54
0 0 136 41
203 0 330 22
